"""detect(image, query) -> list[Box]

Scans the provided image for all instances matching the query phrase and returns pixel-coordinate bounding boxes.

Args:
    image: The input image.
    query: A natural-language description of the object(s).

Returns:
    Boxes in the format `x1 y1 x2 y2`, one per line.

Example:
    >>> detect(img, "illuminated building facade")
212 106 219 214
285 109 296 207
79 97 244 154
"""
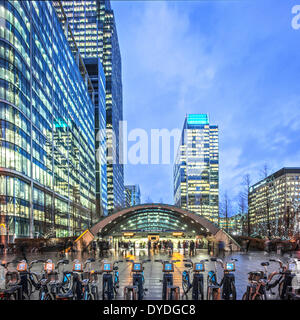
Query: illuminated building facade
85 58 107 217
0 1 96 241
125 185 141 208
174 114 219 224
219 213 247 236
54 1 124 214
249 168 300 239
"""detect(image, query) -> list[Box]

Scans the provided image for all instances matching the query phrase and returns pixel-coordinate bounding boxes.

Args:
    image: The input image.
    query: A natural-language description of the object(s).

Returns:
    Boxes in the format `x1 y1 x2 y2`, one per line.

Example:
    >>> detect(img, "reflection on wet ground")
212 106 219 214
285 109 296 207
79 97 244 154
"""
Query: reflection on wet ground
1 248 299 300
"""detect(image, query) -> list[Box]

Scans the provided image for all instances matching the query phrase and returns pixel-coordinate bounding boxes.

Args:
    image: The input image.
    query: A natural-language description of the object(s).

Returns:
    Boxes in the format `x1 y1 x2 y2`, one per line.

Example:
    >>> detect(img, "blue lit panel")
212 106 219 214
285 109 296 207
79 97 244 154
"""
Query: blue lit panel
187 114 209 125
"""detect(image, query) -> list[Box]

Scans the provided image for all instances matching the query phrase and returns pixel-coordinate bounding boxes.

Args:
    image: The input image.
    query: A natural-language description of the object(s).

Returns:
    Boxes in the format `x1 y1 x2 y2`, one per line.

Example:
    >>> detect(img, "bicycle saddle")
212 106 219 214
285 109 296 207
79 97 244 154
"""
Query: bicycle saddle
261 262 269 267
124 285 138 291
208 284 220 289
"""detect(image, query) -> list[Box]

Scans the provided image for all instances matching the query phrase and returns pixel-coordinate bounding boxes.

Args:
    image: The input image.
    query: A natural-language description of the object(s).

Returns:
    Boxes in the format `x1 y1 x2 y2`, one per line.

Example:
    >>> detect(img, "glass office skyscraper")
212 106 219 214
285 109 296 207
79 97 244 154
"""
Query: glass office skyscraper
54 0 124 214
125 185 141 208
0 1 96 240
174 114 219 224
85 58 108 217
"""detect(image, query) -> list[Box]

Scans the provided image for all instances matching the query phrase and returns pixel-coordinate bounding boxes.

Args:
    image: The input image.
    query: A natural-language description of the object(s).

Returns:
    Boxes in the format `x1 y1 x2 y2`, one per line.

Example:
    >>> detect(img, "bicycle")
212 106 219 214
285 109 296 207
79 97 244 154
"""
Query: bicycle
38 259 70 300
207 258 237 300
182 259 208 300
0 260 23 300
276 257 300 300
77 258 100 300
101 260 123 300
242 261 272 300
155 259 181 300
125 259 150 300
16 259 47 299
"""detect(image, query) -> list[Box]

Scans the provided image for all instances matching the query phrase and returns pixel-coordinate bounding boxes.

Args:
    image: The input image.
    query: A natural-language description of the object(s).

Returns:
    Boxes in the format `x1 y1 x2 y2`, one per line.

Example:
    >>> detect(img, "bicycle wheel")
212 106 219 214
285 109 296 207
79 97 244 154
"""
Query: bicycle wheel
230 283 237 300
102 281 108 300
103 280 113 300
207 287 214 300
92 286 99 300
24 279 33 299
242 292 248 300
278 281 285 299
84 291 93 300
207 287 220 300
113 273 119 295
168 289 173 300
125 291 132 300
198 281 204 300
39 291 52 300
182 279 189 295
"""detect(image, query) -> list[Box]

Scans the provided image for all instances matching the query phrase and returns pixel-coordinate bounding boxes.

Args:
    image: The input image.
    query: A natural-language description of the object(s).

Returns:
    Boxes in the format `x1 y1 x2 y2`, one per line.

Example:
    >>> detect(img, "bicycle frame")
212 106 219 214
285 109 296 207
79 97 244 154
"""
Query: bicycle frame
155 259 180 300
102 260 123 300
126 259 150 300
182 259 207 300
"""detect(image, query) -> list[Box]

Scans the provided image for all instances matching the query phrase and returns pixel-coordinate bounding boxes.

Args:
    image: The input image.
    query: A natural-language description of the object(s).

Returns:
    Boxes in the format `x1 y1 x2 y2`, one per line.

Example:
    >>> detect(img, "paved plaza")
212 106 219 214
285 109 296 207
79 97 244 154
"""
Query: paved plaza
1 248 300 300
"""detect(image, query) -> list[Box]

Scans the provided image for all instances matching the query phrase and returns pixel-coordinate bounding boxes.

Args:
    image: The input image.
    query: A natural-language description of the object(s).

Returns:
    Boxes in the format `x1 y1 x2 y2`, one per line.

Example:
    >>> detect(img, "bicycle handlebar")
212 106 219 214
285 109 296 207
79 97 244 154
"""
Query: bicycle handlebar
154 259 180 264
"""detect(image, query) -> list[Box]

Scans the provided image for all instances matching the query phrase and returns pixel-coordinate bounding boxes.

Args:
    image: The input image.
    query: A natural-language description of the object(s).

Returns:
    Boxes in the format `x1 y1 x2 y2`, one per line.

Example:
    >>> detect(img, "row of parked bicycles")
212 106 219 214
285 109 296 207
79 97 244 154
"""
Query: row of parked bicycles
0 256 299 300
182 257 300 300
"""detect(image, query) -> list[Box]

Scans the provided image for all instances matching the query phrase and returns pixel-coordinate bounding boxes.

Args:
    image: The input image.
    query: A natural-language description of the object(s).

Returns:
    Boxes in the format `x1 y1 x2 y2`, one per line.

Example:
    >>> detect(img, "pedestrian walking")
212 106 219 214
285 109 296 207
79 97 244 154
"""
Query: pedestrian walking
264 237 271 255
228 241 233 253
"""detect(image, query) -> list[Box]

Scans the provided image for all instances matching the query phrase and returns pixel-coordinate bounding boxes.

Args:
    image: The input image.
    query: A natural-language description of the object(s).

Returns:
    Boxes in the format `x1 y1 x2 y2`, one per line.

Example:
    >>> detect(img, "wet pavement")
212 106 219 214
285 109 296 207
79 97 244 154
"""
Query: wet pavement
1 248 300 300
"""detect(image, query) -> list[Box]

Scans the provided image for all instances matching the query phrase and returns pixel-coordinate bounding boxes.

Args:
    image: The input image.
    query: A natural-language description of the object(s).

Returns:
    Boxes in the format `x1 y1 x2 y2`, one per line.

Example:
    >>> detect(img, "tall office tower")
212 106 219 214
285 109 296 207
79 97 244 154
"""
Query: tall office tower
174 114 219 224
54 1 124 214
249 168 300 239
0 1 96 241
85 59 108 217
125 185 141 208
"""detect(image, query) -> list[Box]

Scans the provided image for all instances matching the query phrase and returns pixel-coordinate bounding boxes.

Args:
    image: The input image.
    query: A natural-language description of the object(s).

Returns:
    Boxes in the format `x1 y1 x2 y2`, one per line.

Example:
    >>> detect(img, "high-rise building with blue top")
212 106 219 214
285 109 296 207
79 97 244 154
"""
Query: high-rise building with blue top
174 114 219 224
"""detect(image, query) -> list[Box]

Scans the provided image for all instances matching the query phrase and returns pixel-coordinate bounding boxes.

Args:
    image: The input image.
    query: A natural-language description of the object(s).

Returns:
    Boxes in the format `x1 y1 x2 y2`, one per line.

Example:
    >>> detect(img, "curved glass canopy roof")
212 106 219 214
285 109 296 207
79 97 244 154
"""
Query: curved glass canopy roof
93 205 219 237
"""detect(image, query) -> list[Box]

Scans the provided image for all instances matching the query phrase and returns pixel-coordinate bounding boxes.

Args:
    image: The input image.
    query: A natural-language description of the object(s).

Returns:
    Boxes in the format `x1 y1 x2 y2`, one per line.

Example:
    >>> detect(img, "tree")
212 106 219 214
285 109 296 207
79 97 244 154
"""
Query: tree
242 174 251 236
220 192 231 234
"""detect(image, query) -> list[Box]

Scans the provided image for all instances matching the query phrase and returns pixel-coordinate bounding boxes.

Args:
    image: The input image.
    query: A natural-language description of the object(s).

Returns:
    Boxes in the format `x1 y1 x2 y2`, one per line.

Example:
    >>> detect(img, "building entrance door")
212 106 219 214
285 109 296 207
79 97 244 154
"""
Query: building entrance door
148 235 159 242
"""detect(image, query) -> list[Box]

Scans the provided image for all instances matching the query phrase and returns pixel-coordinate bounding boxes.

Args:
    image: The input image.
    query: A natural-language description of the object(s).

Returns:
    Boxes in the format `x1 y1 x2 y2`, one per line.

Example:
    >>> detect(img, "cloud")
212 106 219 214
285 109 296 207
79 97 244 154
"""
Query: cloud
113 0 300 209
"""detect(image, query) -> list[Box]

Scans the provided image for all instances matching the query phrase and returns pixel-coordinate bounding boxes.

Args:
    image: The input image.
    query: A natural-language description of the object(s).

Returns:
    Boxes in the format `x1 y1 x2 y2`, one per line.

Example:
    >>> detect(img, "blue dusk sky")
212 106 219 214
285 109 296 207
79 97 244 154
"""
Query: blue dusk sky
111 0 300 213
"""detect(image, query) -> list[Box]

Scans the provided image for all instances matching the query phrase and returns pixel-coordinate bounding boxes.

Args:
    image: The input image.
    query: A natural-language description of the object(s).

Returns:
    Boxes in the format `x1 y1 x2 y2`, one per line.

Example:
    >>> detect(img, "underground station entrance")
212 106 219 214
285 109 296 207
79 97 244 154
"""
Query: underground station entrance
75 204 240 251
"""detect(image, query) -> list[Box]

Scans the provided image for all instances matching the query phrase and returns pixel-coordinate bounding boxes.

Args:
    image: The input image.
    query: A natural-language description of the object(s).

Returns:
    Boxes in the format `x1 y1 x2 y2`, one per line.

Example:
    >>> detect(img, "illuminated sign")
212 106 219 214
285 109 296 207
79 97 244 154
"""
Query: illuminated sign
123 233 135 237
187 114 209 125
172 232 184 237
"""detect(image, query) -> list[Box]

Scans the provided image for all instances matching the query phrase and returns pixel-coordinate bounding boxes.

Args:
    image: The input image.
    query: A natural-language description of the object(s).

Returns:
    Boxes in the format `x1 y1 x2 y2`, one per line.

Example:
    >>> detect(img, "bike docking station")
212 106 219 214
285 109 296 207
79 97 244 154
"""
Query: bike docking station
0 256 297 319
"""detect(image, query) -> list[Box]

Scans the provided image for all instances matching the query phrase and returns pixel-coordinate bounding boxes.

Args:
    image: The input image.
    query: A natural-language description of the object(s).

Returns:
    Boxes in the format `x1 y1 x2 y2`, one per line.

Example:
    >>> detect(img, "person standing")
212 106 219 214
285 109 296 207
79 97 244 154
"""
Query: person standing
218 240 225 258
189 240 195 256
169 241 174 255
246 239 251 253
